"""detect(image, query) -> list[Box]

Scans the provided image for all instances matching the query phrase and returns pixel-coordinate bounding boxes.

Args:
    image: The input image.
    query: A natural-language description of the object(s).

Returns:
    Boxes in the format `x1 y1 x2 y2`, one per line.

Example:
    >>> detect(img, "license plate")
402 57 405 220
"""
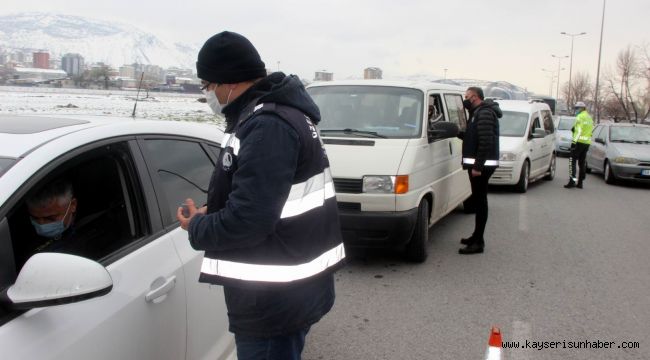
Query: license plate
642 170 650 176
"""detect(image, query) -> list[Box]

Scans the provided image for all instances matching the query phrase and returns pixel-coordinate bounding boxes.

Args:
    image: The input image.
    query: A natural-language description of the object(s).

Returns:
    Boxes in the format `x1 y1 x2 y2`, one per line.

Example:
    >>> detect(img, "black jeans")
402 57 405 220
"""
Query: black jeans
467 168 495 246
569 143 590 182
235 326 311 360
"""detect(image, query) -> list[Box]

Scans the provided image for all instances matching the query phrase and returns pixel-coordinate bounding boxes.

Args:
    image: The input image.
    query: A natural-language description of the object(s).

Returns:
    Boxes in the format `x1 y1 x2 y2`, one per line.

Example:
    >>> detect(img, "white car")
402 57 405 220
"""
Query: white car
489 100 557 192
0 115 235 360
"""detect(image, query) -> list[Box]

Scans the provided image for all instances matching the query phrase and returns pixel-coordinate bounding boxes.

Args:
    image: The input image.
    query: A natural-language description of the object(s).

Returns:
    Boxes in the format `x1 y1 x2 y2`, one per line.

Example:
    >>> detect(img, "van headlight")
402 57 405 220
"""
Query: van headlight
363 176 394 193
499 152 517 161
613 157 639 164
363 175 409 194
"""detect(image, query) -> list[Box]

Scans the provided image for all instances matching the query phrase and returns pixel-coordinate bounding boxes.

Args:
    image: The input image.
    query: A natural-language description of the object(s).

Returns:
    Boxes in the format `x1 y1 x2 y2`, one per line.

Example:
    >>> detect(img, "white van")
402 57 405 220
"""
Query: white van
490 100 557 192
306 80 471 262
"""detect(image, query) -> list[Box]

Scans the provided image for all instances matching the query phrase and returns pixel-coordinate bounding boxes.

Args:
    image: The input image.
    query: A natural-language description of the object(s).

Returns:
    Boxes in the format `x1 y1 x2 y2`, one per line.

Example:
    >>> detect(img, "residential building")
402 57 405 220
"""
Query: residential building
61 53 85 77
364 67 382 79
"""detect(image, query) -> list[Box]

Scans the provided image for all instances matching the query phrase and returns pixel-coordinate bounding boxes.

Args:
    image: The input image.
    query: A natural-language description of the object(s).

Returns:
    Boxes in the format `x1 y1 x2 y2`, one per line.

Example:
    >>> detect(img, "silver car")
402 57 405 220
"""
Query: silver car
555 116 576 156
586 123 650 184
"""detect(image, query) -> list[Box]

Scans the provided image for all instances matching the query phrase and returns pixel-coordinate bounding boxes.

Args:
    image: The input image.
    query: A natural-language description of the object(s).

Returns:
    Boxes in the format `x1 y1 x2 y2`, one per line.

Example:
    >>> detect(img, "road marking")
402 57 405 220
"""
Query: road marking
511 319 532 360
518 196 528 232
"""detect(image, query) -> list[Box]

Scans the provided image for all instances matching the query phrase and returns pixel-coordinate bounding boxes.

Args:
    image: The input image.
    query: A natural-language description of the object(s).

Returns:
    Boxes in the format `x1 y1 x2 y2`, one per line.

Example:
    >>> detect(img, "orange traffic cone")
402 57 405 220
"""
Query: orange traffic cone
485 327 502 360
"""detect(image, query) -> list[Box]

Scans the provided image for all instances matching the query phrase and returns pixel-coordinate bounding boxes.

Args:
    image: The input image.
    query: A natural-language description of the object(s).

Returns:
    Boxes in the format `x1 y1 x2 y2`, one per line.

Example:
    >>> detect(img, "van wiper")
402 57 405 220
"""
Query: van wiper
611 139 634 143
321 128 387 138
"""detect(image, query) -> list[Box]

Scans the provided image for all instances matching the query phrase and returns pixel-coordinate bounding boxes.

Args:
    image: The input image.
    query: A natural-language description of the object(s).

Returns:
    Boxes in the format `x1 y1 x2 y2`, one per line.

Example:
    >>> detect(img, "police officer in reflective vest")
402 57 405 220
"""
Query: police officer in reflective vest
565 101 593 189
177 31 345 360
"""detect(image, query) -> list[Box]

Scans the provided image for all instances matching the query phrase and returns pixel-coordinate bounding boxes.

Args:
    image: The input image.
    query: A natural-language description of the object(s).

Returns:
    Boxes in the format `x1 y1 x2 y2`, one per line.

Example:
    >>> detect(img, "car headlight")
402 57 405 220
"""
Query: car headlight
560 136 571 141
499 152 517 161
363 175 395 193
613 157 639 164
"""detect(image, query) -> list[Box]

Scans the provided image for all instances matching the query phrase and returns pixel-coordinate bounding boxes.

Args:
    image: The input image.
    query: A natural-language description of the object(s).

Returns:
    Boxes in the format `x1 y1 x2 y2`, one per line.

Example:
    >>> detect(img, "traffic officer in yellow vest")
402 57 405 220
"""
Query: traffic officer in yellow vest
176 31 345 360
565 101 594 189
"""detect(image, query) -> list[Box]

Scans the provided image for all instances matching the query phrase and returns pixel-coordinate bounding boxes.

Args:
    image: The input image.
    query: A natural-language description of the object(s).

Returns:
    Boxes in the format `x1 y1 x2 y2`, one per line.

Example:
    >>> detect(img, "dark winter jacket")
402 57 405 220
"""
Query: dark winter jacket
460 99 501 171
187 72 345 337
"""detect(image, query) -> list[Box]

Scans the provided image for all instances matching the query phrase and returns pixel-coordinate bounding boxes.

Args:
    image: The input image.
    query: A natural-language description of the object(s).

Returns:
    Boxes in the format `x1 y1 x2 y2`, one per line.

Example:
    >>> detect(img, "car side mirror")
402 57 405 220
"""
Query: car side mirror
1 253 112 310
595 138 605 145
428 121 459 142
532 128 546 139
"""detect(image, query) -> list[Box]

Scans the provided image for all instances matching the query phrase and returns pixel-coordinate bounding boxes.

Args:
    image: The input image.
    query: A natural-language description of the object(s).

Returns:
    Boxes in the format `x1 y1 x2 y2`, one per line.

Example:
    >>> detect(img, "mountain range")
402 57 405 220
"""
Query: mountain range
0 12 198 69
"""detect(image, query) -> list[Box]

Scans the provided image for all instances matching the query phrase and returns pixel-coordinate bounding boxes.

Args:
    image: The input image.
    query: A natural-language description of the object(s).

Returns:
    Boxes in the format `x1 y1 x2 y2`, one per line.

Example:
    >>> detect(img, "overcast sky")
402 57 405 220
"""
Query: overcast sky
2 0 649 95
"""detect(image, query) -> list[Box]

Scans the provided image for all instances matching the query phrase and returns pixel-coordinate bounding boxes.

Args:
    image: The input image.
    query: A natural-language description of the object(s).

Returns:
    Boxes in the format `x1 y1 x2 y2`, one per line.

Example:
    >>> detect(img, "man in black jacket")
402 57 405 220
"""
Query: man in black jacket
176 31 345 360
458 87 501 255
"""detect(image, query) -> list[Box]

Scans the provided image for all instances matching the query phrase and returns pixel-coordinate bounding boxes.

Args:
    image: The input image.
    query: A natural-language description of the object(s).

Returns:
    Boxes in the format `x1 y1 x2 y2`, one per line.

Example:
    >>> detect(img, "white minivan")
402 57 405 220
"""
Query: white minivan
306 80 471 262
490 100 557 192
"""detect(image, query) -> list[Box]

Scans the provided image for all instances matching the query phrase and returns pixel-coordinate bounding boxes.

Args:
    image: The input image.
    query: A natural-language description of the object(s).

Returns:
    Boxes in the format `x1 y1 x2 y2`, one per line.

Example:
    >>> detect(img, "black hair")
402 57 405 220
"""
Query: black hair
467 86 485 100
26 178 74 209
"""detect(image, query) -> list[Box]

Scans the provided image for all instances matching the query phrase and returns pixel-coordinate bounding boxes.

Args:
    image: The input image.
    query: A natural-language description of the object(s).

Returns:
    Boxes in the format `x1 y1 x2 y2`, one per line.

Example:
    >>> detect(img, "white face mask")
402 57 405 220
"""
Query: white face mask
204 89 223 114
204 86 234 115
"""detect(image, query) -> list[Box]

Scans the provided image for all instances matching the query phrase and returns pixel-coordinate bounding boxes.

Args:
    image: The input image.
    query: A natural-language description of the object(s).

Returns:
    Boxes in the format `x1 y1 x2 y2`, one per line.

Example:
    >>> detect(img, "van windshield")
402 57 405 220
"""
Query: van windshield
498 111 529 137
307 86 423 138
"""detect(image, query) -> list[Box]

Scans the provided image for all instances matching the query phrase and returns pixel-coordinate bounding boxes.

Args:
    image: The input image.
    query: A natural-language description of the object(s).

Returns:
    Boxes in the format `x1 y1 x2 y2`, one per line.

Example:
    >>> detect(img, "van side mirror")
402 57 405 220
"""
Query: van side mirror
532 128 546 139
428 121 459 142
595 138 605 145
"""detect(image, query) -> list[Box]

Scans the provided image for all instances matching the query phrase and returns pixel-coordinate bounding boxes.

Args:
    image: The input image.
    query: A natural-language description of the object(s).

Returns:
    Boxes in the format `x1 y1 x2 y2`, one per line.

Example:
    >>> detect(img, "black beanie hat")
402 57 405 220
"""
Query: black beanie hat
196 31 267 84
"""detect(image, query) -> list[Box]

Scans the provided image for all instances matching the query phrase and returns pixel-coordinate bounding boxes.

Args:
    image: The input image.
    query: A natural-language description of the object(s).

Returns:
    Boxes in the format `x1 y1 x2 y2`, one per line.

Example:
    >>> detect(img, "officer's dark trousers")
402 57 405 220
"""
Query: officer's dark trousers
468 168 495 246
235 326 310 360
569 143 590 181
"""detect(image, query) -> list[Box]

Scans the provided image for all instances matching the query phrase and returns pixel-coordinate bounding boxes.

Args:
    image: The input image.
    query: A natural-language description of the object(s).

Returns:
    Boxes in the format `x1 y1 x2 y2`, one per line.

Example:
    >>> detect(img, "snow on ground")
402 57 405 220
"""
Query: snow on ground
0 86 225 127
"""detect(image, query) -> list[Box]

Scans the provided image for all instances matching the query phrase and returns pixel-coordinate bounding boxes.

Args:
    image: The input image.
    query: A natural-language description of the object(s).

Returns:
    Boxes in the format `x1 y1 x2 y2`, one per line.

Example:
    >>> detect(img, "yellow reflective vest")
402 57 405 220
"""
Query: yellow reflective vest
573 110 594 144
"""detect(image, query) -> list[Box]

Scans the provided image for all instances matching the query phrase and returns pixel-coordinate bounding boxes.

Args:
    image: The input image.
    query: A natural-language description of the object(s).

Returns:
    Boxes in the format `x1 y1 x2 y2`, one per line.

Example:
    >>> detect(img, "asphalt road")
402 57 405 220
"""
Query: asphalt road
303 157 650 360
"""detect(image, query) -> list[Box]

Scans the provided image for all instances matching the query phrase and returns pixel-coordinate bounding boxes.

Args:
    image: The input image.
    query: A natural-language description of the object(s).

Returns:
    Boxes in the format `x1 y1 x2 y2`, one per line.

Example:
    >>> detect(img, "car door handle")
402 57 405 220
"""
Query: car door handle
145 275 176 303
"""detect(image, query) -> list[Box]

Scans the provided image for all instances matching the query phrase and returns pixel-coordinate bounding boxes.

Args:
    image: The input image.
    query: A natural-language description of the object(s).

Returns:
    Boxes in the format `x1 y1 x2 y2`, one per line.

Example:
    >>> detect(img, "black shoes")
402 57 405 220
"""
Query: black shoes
564 180 576 188
576 181 583 189
460 236 474 245
459 243 484 255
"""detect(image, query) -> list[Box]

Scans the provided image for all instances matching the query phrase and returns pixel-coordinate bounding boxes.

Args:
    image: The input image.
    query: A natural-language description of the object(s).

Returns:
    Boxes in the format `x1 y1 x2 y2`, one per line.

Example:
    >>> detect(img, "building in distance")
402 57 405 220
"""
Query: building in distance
364 67 382 79
33 51 49 69
314 70 333 82
61 53 85 77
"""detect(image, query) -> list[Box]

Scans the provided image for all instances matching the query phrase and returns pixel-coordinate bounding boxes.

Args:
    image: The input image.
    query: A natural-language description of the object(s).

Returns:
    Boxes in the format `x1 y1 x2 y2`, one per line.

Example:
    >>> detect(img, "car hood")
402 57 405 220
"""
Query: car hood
556 130 572 140
609 142 650 161
323 138 408 177
499 136 525 152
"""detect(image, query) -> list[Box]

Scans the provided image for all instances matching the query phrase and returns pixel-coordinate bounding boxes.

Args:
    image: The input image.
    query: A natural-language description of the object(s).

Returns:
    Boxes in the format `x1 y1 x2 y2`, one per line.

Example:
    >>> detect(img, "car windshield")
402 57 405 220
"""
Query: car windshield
498 111 529 137
558 117 576 130
307 86 423 139
610 126 650 143
0 157 17 177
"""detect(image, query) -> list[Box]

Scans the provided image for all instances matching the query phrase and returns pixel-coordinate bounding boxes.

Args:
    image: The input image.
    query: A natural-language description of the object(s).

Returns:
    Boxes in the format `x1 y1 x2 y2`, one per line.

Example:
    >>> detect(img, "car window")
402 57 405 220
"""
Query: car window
592 126 602 140
541 110 554 134
529 115 542 138
142 139 214 226
499 111 529 137
6 141 148 273
443 94 467 130
596 126 607 143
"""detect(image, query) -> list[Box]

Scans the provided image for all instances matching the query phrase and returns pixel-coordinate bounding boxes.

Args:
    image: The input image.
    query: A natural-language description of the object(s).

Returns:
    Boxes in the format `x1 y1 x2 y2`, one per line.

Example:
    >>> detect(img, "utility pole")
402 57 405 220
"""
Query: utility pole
594 0 606 123
561 31 587 107
551 54 569 99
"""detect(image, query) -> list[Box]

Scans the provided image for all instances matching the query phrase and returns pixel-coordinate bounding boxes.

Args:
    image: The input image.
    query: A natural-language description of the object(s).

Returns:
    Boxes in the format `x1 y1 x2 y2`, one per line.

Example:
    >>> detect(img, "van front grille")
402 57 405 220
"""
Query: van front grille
333 178 362 193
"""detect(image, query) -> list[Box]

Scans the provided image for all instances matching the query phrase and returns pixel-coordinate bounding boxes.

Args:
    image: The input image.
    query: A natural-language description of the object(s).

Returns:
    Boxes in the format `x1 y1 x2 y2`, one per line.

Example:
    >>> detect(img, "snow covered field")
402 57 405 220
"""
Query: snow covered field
0 86 225 127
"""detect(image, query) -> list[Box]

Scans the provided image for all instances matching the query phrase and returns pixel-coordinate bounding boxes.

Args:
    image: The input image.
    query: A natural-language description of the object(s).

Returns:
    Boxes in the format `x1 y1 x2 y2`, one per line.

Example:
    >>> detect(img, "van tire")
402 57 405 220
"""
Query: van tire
405 200 429 263
515 160 529 193
543 154 556 180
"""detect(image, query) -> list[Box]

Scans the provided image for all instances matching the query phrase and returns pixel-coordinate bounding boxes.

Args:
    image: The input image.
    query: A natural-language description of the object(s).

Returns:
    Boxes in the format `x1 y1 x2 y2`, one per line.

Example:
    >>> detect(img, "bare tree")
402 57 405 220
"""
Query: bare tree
604 46 643 122
561 71 592 108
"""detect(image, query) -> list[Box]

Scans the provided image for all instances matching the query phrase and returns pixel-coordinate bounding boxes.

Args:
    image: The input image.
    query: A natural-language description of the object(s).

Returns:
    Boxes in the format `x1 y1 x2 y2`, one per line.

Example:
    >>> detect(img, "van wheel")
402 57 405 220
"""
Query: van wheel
515 161 529 193
544 154 556 180
604 160 616 184
405 200 429 263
